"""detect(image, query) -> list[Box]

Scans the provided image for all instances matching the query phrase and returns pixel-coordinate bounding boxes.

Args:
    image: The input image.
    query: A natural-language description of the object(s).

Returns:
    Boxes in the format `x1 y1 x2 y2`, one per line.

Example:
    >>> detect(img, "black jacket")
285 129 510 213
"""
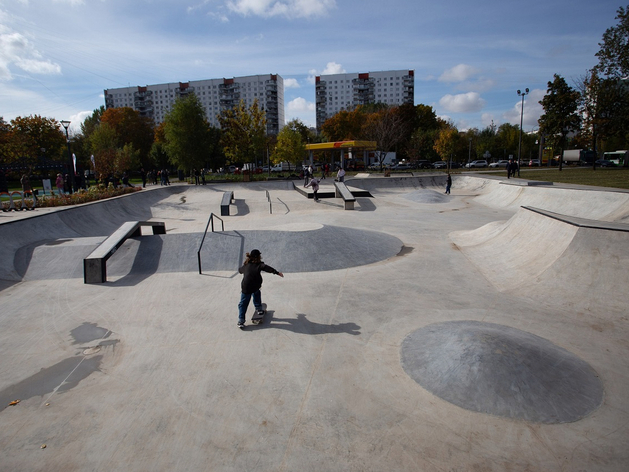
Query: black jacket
239 262 278 294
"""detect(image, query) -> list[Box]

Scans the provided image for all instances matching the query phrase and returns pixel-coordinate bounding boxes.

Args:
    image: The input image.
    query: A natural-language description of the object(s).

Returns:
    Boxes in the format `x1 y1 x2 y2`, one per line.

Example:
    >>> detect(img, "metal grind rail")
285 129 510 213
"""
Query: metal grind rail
197 212 225 275
266 190 272 214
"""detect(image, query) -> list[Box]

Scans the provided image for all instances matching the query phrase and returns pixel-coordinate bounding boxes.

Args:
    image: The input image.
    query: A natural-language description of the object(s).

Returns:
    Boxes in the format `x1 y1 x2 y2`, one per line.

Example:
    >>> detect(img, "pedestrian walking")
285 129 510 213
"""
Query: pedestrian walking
445 173 452 194
237 249 283 329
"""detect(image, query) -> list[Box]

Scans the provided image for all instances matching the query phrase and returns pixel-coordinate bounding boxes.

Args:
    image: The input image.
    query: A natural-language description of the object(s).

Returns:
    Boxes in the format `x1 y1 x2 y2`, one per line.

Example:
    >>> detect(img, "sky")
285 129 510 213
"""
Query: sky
0 0 622 135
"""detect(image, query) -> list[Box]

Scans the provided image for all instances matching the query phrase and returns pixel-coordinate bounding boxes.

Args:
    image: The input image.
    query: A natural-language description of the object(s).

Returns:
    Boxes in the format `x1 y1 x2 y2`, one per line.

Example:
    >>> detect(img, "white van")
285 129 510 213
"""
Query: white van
271 162 295 172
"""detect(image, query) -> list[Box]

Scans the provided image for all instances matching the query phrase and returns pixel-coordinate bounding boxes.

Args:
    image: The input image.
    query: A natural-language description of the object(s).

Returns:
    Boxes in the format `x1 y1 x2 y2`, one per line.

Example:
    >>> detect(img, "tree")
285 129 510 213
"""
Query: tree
538 74 581 171
163 94 214 172
595 5 629 79
272 120 305 167
100 107 154 168
495 123 520 161
403 105 444 162
320 108 366 141
363 106 410 169
8 115 66 168
89 122 118 179
218 99 267 165
433 123 460 166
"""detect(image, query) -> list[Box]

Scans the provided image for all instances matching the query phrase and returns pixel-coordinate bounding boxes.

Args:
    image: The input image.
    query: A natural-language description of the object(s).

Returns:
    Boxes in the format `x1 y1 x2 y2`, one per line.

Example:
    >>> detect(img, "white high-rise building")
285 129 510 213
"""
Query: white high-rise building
315 70 414 131
104 74 284 135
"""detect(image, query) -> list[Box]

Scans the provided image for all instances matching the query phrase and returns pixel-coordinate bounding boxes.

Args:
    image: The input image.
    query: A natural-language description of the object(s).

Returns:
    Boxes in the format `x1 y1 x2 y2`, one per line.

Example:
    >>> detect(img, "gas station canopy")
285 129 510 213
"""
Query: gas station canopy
305 141 377 151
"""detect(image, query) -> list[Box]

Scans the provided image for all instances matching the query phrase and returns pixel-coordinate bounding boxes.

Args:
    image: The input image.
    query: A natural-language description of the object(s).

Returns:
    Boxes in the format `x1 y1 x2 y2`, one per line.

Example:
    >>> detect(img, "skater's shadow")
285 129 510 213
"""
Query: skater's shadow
268 313 361 335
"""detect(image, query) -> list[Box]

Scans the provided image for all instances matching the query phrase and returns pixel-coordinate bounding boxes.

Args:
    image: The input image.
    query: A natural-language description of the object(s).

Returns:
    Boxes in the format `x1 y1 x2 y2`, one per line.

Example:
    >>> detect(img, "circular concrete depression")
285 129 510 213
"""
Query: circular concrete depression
401 320 604 423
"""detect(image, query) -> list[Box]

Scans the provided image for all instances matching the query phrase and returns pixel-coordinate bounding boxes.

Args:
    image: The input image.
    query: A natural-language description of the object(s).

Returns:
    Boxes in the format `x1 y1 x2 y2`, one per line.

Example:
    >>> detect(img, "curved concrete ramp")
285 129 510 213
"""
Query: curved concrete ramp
19 225 403 282
450 207 629 312
401 320 604 424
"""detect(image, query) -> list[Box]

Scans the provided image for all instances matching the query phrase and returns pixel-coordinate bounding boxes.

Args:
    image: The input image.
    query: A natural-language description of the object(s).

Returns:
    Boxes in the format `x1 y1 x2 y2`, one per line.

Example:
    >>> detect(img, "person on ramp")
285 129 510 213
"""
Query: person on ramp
237 249 283 328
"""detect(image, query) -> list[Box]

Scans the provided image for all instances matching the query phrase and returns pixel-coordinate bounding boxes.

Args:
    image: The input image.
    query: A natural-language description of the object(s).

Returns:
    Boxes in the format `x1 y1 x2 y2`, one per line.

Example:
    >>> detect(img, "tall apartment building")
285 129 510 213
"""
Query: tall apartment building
315 70 414 131
104 74 284 135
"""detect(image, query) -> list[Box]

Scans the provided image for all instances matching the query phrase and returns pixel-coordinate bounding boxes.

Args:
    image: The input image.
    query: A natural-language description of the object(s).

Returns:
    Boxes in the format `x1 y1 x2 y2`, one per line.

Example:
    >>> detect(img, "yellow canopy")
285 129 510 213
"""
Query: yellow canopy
305 140 377 151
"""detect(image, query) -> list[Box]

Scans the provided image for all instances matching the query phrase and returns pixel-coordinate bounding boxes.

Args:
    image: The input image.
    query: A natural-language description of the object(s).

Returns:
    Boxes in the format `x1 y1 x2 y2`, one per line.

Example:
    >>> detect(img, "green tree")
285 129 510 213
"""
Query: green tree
538 74 581 171
100 107 154 169
595 5 629 79
163 94 214 172
272 121 305 166
218 99 267 166
89 122 118 179
495 123 520 161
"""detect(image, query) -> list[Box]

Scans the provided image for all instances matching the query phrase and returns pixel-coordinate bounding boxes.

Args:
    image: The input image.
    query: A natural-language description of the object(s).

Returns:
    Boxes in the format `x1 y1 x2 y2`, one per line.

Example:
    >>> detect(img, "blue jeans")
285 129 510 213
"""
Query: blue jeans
238 290 262 323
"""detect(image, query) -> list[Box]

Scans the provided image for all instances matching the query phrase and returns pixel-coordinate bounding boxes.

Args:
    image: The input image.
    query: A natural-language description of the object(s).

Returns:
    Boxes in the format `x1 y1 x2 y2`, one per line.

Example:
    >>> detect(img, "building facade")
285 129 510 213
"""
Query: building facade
315 70 414 131
104 74 284 135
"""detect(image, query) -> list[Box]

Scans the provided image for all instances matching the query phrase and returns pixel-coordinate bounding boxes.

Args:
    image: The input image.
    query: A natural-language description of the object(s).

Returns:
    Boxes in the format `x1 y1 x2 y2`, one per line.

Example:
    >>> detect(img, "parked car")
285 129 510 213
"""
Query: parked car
595 159 617 167
392 163 413 170
449 162 461 169
489 160 510 168
433 161 447 169
465 160 488 168
415 160 432 169
528 159 541 167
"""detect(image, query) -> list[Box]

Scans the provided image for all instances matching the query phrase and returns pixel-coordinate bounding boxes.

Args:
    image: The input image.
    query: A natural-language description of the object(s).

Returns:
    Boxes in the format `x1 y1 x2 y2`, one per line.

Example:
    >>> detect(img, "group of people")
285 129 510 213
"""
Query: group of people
507 159 520 179
302 164 347 202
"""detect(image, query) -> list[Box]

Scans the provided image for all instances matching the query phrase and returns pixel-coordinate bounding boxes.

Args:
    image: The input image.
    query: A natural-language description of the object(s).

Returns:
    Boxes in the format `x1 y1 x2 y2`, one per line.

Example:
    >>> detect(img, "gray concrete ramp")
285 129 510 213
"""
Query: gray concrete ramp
1 177 628 471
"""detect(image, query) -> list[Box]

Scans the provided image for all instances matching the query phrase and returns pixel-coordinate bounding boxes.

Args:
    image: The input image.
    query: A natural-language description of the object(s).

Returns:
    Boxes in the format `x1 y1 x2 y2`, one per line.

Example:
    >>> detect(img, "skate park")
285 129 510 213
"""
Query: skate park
0 173 628 471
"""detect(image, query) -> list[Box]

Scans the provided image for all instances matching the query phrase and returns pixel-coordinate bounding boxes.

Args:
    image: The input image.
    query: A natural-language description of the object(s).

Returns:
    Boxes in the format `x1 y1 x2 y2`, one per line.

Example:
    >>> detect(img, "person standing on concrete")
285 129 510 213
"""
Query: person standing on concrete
303 165 310 186
56 173 65 195
506 160 512 179
445 173 452 194
305 176 321 201
237 249 283 328
20 173 36 201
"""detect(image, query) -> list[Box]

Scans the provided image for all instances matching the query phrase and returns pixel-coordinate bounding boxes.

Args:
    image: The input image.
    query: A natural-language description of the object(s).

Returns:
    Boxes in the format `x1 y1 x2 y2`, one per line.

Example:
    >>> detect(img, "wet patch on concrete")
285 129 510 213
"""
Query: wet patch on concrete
0 355 103 412
401 320 604 424
70 322 112 345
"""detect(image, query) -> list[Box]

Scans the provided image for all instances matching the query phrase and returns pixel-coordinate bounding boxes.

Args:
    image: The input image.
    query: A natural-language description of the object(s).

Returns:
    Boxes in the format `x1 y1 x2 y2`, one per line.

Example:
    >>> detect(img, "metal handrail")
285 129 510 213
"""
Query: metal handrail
266 190 272 214
197 213 224 274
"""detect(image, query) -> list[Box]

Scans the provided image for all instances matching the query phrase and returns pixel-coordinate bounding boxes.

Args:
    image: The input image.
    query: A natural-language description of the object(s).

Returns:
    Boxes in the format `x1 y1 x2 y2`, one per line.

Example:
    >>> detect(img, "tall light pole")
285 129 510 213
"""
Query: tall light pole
516 88 529 177
60 120 74 193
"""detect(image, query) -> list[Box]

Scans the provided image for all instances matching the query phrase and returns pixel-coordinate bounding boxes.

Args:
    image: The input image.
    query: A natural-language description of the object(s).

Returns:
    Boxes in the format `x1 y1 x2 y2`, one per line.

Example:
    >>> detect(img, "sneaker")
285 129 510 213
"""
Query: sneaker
237 321 245 329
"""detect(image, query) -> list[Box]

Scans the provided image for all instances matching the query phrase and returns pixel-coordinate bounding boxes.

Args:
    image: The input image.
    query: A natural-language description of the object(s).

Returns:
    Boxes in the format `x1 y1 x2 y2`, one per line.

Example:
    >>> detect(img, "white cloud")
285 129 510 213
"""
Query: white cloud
0 30 61 80
439 92 486 113
284 78 300 88
287 97 314 113
439 64 481 83
321 61 345 75
501 89 545 130
226 0 336 19
16 58 61 75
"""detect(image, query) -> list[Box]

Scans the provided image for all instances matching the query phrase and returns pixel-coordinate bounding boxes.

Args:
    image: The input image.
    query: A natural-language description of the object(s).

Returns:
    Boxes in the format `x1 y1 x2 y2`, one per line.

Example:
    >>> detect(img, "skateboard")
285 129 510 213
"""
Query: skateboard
251 304 267 325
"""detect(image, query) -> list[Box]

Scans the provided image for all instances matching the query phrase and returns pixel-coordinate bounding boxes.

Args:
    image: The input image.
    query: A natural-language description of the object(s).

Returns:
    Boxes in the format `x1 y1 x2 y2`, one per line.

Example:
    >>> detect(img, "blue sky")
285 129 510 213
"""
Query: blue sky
0 0 621 134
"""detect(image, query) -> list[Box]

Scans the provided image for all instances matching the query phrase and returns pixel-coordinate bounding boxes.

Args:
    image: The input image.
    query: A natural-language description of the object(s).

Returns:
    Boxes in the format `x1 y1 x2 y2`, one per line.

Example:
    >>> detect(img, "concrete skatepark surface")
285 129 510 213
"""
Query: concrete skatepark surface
0 174 628 471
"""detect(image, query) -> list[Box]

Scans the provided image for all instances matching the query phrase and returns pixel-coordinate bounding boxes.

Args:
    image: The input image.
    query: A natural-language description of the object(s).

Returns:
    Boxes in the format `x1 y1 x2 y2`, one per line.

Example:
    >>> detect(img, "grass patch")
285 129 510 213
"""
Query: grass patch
481 167 629 190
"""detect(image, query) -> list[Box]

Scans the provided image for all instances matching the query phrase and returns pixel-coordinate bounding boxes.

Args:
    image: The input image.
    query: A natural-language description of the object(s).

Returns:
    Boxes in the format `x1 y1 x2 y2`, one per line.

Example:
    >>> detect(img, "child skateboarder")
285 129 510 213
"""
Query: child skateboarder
237 249 283 328
305 176 321 201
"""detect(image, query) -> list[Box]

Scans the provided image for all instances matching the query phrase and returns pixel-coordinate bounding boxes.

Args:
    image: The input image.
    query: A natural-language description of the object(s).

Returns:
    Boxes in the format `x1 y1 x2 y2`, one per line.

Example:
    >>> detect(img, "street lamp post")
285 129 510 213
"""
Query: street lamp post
60 120 74 193
516 88 529 178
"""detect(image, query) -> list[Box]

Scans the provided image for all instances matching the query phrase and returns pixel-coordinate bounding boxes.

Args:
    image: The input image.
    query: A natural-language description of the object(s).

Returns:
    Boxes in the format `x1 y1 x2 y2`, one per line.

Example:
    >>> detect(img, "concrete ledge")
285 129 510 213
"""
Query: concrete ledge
220 191 234 216
523 206 629 232
83 220 166 283
334 182 356 210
